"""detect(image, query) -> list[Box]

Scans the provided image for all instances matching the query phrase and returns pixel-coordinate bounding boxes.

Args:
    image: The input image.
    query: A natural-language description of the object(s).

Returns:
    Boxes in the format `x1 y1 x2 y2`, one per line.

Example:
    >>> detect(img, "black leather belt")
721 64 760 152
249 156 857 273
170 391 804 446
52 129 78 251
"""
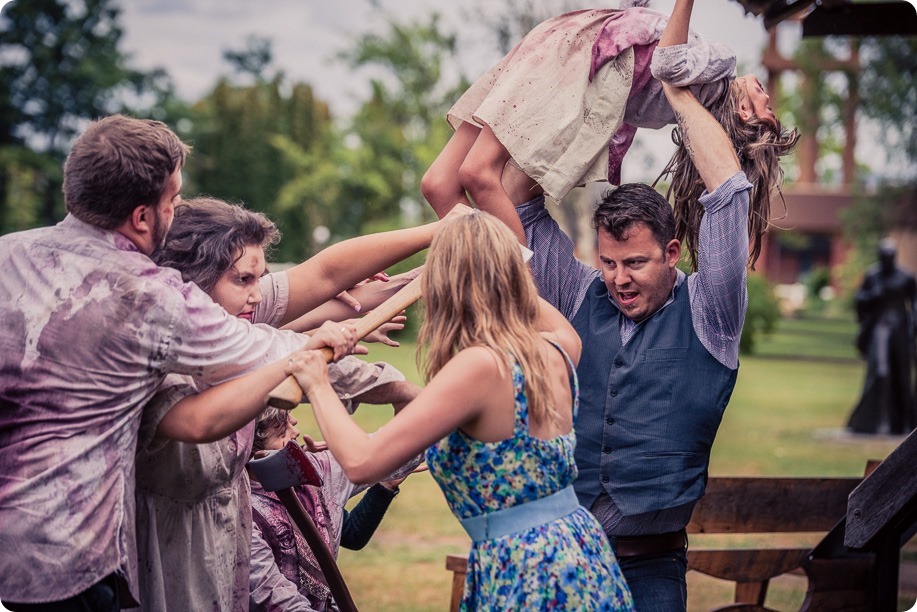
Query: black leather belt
614 528 688 558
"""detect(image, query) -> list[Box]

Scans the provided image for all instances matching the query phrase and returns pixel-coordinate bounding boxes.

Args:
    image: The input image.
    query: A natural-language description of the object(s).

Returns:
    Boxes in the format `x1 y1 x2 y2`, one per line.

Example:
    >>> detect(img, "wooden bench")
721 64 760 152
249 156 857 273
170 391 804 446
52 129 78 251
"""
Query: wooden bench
444 473 865 611
686 474 864 609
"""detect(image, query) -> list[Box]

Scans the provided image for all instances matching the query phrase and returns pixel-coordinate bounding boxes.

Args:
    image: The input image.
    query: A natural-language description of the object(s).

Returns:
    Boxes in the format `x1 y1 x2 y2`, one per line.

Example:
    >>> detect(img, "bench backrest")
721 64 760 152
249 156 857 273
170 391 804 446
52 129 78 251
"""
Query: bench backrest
688 476 862 535
686 474 865 610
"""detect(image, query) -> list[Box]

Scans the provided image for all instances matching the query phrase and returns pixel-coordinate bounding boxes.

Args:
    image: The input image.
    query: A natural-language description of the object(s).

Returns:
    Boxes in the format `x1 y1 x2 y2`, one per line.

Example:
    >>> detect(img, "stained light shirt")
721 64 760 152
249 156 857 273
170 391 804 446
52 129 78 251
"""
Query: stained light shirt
0 215 307 604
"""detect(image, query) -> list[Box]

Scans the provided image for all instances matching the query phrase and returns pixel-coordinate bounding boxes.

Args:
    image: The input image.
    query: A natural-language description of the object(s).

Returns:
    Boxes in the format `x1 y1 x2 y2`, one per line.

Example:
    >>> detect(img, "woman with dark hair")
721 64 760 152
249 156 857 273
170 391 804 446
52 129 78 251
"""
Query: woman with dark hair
421 0 798 269
287 211 634 610
133 197 465 611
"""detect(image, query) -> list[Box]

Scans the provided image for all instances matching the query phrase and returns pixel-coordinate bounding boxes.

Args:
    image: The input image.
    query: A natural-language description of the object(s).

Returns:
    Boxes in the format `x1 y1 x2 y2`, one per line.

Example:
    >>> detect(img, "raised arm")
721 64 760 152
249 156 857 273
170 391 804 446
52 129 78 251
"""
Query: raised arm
282 208 470 326
665 74 749 362
659 0 740 191
658 0 694 48
662 84 740 192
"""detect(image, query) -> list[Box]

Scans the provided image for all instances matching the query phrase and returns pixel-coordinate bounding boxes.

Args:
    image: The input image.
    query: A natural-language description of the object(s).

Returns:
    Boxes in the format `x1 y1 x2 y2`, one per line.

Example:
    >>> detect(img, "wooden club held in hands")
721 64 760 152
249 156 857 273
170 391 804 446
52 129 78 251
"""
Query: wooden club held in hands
267 274 424 410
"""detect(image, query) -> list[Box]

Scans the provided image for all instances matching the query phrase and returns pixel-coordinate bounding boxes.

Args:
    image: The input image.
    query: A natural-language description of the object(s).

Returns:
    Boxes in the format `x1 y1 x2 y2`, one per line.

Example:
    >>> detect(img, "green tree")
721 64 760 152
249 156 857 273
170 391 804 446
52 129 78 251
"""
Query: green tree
262 14 467 269
223 35 273 83
771 37 855 187
183 38 334 263
0 0 160 230
336 13 468 226
858 37 916 180
838 38 916 289
270 89 420 262
740 274 781 354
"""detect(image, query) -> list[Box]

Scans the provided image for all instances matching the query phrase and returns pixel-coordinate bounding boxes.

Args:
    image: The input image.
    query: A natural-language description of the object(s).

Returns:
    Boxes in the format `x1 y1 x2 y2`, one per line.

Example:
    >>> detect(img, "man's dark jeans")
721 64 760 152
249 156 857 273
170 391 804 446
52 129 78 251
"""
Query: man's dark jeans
618 550 688 612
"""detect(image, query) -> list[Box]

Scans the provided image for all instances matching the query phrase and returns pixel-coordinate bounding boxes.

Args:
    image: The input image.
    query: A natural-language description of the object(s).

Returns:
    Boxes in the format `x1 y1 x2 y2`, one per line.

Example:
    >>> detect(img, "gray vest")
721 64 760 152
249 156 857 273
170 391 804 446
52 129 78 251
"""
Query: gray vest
571 277 737 516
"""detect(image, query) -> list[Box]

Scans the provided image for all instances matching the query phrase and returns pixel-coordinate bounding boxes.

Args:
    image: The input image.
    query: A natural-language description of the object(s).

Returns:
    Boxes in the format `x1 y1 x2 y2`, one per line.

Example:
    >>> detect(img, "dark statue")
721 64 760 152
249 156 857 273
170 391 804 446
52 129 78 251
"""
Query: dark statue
847 239 917 435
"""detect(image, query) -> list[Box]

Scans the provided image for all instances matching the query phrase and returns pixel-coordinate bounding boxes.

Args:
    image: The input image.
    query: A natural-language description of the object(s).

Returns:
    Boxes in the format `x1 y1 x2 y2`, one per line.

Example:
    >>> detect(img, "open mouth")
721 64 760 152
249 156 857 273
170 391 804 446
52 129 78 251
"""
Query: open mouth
616 291 639 307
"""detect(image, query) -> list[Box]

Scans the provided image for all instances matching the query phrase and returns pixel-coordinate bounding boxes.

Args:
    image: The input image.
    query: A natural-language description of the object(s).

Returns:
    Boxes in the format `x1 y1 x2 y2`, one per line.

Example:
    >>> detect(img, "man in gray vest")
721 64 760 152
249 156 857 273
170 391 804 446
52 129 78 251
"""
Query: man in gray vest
498 7 752 610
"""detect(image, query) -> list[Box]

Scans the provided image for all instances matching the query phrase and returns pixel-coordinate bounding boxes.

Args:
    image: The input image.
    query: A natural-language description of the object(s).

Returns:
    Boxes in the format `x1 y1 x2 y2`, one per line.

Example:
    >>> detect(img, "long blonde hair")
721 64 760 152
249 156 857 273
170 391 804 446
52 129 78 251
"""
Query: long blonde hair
657 80 800 270
418 211 559 427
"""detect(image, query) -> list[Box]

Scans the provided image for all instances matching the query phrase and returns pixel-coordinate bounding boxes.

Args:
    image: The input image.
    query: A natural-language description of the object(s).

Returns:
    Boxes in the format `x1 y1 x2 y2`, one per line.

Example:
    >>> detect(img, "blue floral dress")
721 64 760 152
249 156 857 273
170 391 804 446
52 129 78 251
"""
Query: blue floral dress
426 347 634 610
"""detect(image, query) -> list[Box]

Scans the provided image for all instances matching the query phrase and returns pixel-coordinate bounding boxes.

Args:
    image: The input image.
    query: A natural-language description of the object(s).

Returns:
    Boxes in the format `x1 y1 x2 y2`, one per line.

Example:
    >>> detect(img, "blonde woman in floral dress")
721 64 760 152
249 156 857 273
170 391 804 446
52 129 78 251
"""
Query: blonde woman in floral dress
287 211 634 610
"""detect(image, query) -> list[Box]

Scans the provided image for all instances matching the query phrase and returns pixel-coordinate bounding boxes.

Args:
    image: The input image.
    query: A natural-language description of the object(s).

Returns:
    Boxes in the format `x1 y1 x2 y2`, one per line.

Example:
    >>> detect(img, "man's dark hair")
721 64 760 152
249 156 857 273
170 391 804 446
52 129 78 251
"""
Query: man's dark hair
152 197 280 294
592 183 675 251
63 115 190 228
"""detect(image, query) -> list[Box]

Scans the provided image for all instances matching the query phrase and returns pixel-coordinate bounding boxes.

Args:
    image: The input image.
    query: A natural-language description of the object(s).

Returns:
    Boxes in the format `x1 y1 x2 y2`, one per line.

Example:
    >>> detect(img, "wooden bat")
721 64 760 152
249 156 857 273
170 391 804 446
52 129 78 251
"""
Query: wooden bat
267 274 424 410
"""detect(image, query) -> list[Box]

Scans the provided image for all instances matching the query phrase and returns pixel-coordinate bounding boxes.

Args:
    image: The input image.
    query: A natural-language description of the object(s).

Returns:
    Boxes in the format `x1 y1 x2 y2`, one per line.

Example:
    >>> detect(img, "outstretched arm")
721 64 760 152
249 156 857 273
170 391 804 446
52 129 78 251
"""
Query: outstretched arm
339 483 400 551
281 206 470 326
281 269 421 333
289 347 499 484
156 322 360 443
351 380 421 413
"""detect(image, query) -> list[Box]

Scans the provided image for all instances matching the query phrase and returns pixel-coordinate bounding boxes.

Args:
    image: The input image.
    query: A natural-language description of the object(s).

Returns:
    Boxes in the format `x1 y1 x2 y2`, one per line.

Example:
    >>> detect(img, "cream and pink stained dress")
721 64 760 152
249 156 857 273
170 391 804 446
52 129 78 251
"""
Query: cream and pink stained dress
134 271 405 612
447 7 736 197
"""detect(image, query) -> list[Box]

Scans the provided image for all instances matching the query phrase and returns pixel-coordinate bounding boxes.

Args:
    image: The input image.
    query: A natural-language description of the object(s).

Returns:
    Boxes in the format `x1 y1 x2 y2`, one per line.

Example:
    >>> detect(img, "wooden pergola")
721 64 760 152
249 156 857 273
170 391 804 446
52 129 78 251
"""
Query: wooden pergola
727 6 917 609
731 0 917 36
730 0 917 287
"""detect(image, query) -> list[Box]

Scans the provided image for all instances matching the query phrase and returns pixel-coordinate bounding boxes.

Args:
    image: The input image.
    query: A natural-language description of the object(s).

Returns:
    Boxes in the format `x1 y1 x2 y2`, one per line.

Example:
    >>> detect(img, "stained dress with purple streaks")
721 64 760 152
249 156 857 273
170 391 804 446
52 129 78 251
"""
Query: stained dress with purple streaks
133 270 407 612
446 6 735 198
249 444 422 611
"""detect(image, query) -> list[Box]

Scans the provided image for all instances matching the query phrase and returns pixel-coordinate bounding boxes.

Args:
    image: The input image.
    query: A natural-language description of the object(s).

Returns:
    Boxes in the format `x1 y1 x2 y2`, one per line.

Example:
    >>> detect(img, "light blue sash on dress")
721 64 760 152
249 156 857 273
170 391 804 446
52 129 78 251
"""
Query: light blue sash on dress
458 485 580 542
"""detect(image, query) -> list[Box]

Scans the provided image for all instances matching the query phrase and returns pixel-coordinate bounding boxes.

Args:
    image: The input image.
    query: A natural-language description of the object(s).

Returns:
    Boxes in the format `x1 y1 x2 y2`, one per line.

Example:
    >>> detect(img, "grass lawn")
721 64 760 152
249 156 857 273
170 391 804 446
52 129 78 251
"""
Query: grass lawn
291 316 909 611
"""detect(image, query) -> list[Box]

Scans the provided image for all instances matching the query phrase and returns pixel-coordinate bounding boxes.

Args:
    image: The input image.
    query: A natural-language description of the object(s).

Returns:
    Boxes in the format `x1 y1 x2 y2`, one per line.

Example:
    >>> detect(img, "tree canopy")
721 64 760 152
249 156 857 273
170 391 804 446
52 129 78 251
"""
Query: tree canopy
1 0 912 282
0 0 167 230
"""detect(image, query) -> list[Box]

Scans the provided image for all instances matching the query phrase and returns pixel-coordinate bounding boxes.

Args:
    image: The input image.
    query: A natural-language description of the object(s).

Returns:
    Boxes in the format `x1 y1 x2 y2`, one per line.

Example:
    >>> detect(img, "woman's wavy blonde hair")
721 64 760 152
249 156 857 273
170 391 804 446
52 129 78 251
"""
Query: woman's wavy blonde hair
657 79 800 270
417 211 559 427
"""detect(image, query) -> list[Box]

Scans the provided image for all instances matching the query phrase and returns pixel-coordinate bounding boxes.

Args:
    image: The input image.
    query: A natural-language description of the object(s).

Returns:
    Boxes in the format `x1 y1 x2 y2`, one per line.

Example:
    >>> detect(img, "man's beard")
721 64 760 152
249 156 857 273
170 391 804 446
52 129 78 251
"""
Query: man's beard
149 208 170 255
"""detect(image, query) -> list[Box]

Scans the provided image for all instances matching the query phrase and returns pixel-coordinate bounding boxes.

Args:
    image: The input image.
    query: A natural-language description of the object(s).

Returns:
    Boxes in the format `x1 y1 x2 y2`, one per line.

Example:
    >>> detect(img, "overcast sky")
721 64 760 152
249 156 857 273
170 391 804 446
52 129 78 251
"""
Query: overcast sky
117 0 774 111
5 0 906 182
114 0 794 181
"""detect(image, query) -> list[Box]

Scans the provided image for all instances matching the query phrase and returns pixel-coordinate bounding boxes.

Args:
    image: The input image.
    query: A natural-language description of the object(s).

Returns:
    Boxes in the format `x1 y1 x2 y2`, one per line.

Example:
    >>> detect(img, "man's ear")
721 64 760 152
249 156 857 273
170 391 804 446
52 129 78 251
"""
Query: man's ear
117 205 156 255
113 204 158 255
665 238 681 268
130 205 153 235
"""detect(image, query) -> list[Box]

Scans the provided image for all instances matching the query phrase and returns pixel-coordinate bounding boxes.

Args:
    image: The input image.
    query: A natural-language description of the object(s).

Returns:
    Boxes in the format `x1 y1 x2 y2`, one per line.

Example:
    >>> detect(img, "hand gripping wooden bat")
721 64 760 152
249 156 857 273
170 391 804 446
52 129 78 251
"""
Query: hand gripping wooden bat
266 274 423 410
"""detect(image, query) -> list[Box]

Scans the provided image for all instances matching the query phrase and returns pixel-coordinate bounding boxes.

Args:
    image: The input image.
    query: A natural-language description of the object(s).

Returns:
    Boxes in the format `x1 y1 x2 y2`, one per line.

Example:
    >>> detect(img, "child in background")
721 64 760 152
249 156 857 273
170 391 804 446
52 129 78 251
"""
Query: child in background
248 409 419 611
